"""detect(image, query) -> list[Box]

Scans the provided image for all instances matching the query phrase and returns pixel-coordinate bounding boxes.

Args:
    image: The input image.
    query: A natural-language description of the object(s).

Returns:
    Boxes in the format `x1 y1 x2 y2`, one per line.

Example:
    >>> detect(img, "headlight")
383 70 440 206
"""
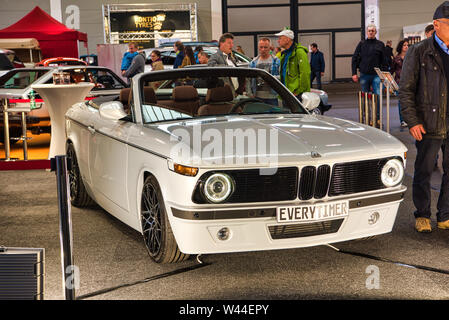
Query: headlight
204 173 234 203
381 159 404 187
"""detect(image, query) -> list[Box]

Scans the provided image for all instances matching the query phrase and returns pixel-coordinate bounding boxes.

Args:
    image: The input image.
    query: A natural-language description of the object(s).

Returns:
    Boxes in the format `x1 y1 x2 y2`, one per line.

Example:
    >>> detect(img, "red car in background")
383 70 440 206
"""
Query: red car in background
36 57 87 67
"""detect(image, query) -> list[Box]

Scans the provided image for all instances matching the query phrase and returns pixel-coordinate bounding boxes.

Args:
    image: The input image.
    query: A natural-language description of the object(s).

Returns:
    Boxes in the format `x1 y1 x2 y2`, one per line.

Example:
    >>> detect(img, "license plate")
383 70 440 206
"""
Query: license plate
277 200 349 223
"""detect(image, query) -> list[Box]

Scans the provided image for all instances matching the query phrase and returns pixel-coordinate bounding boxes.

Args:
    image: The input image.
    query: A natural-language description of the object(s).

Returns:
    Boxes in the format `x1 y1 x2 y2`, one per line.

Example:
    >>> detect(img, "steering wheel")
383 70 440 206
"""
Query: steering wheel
229 98 264 114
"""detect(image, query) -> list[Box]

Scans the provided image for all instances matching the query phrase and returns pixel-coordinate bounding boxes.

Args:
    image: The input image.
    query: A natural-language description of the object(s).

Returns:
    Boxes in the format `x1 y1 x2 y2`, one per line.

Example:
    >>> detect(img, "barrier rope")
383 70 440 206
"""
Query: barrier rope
326 244 449 276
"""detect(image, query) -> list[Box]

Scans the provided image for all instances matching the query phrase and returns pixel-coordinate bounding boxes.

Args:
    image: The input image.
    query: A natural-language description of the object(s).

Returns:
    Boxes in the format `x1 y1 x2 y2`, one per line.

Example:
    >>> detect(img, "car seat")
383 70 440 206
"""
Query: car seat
197 84 236 115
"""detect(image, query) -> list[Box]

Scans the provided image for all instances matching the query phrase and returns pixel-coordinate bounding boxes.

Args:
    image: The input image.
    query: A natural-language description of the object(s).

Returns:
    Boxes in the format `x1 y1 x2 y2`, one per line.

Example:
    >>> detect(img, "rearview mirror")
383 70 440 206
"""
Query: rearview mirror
99 101 128 120
301 92 321 112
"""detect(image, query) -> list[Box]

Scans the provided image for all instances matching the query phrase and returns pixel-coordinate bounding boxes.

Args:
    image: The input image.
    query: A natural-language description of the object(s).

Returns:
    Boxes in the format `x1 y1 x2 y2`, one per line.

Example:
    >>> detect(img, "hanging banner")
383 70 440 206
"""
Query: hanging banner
110 11 190 34
365 0 380 36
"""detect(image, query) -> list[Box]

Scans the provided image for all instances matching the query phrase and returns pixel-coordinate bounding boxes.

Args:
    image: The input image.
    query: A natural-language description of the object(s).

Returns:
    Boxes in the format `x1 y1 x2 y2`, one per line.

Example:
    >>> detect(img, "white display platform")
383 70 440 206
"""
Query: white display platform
32 83 94 158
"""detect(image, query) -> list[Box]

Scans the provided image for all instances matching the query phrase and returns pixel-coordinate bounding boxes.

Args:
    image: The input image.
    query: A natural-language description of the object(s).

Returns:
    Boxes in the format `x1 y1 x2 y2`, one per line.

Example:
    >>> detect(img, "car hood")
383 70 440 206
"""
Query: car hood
146 114 407 168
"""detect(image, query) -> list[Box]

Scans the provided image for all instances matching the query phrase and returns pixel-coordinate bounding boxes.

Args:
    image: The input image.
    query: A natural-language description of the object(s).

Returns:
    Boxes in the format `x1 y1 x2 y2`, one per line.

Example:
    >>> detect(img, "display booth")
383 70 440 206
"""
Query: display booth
0 6 88 59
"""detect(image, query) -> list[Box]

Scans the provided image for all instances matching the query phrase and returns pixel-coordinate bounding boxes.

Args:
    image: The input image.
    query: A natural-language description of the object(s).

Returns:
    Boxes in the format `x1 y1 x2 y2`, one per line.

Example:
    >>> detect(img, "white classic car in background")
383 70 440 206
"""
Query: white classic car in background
65 67 407 263
0 66 127 144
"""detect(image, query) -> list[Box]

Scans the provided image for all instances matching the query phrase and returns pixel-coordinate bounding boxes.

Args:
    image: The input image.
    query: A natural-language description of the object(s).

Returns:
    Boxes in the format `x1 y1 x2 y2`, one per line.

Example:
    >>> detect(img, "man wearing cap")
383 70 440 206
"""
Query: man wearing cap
400 1 449 232
276 28 310 98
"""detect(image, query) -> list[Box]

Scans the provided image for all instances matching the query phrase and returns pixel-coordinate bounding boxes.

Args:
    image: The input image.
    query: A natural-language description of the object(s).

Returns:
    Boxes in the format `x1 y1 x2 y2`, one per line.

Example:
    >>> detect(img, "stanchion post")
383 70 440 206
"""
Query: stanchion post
386 81 390 133
364 92 369 125
52 155 76 300
380 82 383 130
371 93 376 128
21 112 28 160
358 91 362 123
3 98 10 161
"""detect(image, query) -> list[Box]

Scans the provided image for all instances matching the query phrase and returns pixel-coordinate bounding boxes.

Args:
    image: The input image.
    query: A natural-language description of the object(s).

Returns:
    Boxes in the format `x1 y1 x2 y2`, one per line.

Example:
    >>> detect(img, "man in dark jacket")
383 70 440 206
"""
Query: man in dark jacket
384 40 394 71
351 24 388 100
124 50 145 83
399 1 449 232
310 43 325 89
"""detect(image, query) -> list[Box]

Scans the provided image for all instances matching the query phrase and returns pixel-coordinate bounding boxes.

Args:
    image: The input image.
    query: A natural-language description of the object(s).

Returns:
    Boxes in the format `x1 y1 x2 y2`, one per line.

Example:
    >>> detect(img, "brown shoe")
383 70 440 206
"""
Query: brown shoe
437 220 449 230
415 217 432 233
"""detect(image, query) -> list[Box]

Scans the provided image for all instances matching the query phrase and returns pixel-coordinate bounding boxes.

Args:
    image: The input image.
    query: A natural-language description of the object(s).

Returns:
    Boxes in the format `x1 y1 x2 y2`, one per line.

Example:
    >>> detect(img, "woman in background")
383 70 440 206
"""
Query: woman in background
149 50 164 89
180 46 196 68
150 50 164 71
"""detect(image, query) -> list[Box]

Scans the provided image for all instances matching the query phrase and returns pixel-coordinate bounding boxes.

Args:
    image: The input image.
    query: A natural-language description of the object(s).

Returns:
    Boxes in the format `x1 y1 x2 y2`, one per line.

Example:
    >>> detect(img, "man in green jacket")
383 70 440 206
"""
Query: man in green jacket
275 28 311 97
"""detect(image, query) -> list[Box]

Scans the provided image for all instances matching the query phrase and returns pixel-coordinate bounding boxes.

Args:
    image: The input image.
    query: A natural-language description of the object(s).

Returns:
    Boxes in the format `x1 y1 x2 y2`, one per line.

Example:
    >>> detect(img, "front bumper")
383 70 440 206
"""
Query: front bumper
167 187 405 254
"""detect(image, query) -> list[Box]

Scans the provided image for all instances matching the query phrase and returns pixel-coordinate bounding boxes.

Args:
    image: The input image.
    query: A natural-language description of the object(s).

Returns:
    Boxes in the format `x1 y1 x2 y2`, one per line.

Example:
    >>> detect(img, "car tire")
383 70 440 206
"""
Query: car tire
66 143 95 207
141 175 189 264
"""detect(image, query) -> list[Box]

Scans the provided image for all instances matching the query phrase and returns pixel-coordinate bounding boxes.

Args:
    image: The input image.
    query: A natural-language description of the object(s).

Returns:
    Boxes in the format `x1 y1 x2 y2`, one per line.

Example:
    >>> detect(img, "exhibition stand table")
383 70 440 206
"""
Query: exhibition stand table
32 83 94 159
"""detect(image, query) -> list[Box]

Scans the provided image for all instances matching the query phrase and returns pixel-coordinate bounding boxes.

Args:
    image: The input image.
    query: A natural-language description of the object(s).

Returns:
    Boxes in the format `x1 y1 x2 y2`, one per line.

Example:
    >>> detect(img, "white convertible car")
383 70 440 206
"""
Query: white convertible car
65 67 407 263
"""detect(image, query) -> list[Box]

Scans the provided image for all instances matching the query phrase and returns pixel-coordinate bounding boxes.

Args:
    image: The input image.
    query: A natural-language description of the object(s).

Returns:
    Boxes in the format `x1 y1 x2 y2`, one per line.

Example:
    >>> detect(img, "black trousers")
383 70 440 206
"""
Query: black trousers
413 136 449 222
310 71 322 90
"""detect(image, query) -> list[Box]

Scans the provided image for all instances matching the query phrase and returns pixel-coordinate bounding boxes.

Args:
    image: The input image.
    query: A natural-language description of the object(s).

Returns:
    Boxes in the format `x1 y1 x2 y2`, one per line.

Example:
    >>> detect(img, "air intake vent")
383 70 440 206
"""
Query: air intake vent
299 166 316 200
328 159 389 196
314 165 331 199
269 219 344 239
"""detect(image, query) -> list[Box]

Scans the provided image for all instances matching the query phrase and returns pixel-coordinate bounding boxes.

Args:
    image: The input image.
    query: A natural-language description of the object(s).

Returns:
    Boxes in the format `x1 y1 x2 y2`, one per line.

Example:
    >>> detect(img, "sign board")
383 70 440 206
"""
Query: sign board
103 3 198 49
375 67 399 92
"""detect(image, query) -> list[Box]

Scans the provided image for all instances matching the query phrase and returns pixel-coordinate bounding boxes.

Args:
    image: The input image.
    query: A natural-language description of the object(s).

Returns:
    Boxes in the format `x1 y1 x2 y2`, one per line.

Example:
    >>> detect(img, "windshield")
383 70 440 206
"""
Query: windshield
58 68 127 90
0 69 49 89
139 67 305 124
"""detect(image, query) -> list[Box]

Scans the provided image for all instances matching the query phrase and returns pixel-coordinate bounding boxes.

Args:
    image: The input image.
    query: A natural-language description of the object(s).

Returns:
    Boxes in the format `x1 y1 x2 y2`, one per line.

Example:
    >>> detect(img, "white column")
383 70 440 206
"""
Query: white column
211 0 223 41
365 0 380 37
50 0 62 23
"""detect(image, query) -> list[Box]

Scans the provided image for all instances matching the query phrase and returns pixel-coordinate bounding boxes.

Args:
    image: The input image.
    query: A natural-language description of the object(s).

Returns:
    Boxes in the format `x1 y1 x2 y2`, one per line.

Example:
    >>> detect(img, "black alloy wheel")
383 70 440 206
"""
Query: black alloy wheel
141 175 189 264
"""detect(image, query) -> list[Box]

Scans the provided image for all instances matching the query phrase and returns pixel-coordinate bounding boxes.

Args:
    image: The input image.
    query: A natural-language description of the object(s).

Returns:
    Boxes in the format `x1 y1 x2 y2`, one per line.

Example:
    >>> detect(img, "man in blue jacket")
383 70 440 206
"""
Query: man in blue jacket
121 42 138 76
309 43 325 90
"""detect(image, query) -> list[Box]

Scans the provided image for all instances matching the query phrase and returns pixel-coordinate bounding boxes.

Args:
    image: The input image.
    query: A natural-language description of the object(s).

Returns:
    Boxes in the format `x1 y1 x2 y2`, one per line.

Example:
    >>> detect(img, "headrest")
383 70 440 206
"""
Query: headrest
143 86 157 104
206 84 234 103
119 88 131 104
172 85 198 102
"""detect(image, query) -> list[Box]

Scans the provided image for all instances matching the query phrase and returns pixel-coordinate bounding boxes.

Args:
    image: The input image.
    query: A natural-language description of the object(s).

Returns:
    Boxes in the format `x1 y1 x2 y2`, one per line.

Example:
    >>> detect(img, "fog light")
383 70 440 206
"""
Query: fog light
217 227 231 241
368 212 380 225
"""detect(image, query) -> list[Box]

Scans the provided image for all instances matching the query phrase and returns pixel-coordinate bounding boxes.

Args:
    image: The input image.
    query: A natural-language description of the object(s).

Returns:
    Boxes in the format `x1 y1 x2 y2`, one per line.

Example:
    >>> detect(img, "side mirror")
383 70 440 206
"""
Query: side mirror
99 101 128 120
301 92 321 112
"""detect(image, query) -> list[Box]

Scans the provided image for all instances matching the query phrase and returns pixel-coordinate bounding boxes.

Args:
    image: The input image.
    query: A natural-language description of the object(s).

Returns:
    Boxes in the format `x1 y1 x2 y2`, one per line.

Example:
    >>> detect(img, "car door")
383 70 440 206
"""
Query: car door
88 110 133 212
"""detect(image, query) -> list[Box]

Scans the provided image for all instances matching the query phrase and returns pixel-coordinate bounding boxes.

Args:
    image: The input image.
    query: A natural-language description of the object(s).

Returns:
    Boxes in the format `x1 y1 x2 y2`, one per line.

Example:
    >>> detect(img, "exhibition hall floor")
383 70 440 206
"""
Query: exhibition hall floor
1 91 448 300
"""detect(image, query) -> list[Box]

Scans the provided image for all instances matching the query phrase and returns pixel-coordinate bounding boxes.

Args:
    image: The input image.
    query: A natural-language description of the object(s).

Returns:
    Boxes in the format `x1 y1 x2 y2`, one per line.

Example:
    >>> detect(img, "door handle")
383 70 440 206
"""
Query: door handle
87 126 96 134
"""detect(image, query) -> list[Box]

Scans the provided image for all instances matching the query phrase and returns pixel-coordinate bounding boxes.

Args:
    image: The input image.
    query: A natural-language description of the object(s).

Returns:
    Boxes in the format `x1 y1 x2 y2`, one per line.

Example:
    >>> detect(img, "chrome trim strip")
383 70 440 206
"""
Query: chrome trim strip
171 190 406 220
